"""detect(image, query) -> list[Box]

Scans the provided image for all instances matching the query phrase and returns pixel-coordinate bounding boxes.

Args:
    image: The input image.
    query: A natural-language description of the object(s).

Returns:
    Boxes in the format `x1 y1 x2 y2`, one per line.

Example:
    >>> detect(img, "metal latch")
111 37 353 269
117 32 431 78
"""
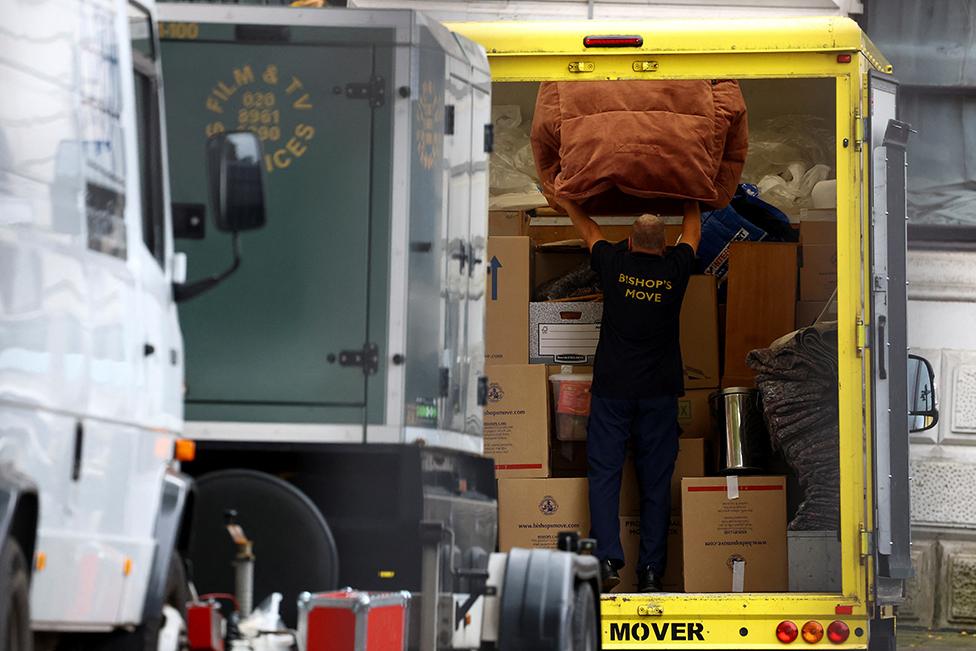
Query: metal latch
856 319 868 357
632 60 659 72
334 343 380 375
637 604 664 617
345 75 386 108
568 61 595 73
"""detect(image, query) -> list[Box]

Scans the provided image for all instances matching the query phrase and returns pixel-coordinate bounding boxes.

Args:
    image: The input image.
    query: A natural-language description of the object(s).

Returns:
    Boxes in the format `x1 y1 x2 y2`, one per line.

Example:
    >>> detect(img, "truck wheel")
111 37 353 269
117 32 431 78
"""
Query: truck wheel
0 539 32 651
570 583 597 651
154 552 191 651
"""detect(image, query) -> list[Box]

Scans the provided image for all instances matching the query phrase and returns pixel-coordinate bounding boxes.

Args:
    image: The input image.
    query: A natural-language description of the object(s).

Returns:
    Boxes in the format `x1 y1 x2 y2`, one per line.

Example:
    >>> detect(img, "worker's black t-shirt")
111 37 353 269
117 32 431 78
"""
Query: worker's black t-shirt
590 240 695 399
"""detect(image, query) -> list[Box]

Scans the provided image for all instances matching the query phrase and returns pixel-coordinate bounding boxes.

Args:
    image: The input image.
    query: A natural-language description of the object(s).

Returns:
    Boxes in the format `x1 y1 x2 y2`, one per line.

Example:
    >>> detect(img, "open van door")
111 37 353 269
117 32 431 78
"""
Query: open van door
868 72 913 600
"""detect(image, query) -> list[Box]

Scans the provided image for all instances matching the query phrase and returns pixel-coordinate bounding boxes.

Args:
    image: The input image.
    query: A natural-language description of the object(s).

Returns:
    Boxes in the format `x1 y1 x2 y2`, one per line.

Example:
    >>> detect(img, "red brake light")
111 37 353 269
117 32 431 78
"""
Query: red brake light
776 621 799 643
827 621 850 644
583 35 643 48
837 53 853 63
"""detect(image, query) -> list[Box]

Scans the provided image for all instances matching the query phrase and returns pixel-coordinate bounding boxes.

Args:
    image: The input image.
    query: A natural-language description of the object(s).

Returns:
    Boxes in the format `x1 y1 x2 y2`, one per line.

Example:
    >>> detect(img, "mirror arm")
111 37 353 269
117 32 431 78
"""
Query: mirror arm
172 233 242 303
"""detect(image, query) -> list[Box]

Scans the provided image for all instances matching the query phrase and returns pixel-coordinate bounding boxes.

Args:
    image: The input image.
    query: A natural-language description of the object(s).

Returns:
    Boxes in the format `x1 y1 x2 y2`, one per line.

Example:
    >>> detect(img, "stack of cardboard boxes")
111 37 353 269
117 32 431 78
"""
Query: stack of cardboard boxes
484 209 812 593
796 209 838 329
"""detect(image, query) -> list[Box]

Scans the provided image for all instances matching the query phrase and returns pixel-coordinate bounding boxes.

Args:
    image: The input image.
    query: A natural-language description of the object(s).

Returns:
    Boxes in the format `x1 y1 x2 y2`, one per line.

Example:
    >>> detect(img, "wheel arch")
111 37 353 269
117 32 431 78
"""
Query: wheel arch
141 469 194 622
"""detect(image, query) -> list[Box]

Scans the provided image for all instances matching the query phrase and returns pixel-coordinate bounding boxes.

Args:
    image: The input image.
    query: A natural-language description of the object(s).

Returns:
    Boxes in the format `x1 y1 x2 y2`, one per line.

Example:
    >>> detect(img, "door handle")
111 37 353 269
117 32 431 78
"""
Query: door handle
877 316 887 380
72 422 84 481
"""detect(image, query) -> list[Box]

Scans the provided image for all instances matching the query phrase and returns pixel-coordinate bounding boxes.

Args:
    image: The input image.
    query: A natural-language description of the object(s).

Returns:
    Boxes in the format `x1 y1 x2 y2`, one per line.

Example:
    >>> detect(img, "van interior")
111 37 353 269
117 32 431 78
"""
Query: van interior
489 78 842 593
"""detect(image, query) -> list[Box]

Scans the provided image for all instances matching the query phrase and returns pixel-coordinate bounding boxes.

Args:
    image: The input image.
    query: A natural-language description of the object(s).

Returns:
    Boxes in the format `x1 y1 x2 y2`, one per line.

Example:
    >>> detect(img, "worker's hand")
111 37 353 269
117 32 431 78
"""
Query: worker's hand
551 196 580 214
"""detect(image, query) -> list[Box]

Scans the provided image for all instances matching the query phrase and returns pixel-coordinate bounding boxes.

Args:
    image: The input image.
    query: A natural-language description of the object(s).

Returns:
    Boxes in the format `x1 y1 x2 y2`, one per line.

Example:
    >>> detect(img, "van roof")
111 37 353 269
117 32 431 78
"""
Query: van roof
448 16 892 73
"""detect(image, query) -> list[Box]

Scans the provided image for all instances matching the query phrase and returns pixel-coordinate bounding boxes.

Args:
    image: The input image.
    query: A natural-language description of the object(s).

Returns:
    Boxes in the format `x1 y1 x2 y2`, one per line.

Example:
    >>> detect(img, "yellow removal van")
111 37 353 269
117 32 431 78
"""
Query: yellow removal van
450 17 932 650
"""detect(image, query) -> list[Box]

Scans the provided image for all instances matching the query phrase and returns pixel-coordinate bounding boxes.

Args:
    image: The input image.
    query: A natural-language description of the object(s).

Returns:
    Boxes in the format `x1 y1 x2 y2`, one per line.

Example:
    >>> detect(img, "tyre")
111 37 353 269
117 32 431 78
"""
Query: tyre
0 538 32 651
570 583 597 651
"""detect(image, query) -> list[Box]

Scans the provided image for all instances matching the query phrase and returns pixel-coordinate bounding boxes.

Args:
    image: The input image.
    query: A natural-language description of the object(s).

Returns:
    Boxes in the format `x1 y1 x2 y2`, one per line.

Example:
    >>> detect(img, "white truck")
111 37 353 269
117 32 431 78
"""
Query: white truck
0 0 266 647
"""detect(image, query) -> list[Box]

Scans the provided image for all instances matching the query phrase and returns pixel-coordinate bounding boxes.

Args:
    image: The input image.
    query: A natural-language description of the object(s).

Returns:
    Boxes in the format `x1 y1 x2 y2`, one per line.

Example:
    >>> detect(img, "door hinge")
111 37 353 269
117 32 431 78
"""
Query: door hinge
345 75 386 108
854 109 865 152
856 319 869 357
337 343 380 376
860 526 874 558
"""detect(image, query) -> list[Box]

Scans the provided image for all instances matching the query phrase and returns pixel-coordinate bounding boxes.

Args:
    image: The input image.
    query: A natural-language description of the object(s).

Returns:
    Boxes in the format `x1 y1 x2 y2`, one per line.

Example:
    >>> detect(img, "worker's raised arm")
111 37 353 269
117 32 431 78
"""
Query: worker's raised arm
558 198 605 251
680 200 702 254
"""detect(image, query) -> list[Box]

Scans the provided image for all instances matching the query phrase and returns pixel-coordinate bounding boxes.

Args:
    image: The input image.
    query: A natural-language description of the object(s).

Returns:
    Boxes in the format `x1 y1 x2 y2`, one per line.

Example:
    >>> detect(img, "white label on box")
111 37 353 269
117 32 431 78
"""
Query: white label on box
732 560 745 593
726 475 739 500
537 323 600 359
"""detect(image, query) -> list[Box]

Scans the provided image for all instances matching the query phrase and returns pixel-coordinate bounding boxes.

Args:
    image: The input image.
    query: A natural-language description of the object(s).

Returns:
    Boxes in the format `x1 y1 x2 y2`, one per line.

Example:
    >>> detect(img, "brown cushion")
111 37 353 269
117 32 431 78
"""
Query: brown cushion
531 80 748 215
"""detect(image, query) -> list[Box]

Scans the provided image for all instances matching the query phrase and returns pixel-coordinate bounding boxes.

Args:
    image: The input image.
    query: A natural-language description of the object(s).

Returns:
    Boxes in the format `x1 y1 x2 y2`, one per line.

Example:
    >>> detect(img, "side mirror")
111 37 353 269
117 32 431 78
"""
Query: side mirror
207 131 267 232
173 131 267 303
908 354 939 433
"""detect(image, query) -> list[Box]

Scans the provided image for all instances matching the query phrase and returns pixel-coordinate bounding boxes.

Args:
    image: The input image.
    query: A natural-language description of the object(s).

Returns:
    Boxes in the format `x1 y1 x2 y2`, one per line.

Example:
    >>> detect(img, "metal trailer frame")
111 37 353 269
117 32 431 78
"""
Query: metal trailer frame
447 16 908 649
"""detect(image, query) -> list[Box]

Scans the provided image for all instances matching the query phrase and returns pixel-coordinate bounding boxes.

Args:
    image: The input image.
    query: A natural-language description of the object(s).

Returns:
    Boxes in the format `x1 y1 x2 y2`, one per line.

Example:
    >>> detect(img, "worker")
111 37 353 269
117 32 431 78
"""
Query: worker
555 198 702 593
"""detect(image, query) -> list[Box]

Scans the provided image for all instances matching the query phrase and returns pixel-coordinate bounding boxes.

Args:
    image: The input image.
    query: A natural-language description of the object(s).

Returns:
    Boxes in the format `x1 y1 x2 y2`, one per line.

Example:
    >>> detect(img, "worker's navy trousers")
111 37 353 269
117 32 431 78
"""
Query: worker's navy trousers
587 394 679 575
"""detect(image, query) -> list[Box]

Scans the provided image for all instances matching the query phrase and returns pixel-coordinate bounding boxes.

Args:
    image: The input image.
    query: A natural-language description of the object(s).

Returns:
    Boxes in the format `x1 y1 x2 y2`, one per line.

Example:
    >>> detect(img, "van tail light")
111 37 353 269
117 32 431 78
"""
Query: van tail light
776 621 799 643
175 438 197 462
827 621 850 644
583 35 643 48
801 621 824 643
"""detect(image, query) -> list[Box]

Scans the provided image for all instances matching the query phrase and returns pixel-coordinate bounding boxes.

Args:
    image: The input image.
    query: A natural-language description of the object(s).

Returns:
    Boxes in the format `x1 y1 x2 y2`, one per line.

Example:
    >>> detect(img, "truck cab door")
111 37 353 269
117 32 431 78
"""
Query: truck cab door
868 72 914 595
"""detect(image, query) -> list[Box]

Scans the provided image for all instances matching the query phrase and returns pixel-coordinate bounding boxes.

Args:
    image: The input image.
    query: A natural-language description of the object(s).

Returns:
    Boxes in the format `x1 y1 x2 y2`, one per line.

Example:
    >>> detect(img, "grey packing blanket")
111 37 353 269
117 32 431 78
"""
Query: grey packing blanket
535 262 602 301
746 322 840 531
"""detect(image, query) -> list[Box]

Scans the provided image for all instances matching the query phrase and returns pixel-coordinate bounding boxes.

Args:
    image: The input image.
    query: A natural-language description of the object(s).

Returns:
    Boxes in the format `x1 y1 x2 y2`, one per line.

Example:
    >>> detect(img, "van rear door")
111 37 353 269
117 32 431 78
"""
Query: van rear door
868 72 913 596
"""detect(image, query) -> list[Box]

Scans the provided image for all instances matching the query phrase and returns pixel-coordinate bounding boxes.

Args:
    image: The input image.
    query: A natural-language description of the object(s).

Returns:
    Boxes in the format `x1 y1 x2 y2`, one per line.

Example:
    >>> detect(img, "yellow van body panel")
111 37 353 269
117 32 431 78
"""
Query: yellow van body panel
452 16 895 649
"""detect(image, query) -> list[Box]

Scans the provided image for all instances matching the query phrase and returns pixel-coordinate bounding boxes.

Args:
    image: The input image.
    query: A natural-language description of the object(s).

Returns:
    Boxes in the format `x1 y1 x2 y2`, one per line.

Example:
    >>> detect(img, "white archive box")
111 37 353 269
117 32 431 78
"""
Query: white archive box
529 302 603 364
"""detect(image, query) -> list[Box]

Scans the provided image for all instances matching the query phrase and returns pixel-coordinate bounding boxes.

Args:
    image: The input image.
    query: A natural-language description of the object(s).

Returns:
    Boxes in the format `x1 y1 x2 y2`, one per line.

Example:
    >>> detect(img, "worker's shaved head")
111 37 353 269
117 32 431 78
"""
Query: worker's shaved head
631 214 666 253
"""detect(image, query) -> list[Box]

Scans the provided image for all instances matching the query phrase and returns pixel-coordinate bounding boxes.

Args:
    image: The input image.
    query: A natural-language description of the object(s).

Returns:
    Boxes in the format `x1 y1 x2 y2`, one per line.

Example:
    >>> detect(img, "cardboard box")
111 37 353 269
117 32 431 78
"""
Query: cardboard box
724 242 798 379
799 210 837 244
795 300 837 329
620 437 706 516
483 364 549 478
616 513 683 592
680 275 720 389
681 476 788 592
799 245 837 302
498 478 589 551
678 389 714 439
486 237 531 365
721 375 756 389
489 211 529 236
529 302 602 365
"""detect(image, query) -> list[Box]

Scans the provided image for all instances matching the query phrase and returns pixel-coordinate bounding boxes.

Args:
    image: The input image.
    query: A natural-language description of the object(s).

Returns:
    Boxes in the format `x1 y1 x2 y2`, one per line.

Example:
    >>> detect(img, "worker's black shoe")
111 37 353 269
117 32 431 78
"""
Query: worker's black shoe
600 560 621 593
637 566 663 593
